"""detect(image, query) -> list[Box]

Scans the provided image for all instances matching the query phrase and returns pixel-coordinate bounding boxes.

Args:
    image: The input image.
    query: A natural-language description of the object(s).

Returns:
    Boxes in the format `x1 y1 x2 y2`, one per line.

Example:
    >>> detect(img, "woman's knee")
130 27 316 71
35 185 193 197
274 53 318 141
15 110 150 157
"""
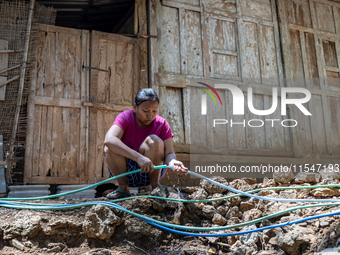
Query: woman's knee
145 135 164 150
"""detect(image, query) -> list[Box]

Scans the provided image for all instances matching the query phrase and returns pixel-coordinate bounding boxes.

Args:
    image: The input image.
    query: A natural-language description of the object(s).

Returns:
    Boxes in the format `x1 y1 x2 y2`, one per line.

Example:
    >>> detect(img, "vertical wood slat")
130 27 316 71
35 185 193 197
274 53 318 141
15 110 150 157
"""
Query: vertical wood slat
309 0 334 156
0 39 8 100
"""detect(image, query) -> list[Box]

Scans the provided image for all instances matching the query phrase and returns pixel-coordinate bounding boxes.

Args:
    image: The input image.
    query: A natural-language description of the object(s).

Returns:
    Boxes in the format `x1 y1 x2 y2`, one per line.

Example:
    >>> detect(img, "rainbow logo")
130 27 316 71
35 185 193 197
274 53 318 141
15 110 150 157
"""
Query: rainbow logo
198 82 222 115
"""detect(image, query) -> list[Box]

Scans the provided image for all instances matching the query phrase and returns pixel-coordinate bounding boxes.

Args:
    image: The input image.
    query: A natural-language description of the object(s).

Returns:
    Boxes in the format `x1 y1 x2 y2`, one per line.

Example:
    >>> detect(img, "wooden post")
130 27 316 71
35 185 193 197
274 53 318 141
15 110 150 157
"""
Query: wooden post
6 0 35 184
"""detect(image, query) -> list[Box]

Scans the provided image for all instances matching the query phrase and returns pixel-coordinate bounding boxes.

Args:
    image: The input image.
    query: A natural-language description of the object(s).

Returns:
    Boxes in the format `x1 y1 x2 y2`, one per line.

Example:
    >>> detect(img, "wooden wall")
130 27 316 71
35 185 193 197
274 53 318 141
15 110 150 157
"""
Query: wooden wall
149 0 340 164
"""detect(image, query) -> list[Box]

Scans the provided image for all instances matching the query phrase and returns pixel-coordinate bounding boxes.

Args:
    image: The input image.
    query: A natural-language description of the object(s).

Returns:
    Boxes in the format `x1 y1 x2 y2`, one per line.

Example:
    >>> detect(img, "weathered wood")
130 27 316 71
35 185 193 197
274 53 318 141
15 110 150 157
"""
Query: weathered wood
155 73 186 88
137 0 148 90
25 25 89 184
0 40 8 100
0 64 21 76
0 49 23 54
240 0 272 21
0 161 6 166
0 75 18 89
34 96 83 108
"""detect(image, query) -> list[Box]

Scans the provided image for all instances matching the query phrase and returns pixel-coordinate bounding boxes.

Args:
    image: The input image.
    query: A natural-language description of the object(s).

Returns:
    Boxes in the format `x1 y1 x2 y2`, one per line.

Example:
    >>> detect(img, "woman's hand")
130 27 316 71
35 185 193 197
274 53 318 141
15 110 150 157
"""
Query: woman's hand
136 155 154 173
168 159 188 174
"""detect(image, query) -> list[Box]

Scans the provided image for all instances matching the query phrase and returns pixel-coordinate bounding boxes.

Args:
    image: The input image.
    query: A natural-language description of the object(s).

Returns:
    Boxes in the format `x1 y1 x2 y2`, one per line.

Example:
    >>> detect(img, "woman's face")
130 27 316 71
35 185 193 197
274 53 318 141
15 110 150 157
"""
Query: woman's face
134 100 159 128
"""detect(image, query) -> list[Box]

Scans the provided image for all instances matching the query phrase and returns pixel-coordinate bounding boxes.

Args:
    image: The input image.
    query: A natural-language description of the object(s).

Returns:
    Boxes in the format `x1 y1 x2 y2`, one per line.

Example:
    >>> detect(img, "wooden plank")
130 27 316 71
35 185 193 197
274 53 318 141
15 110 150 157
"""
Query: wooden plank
164 88 185 144
179 8 187 76
327 96 340 155
51 106 62 177
0 161 6 166
162 0 201 11
189 87 207 146
149 0 161 96
97 38 108 102
205 0 236 13
95 110 104 179
32 105 42 177
155 73 187 88
186 10 204 76
159 6 181 74
0 39 8 100
243 21 261 82
286 0 312 27
43 32 55 97
38 106 49 177
261 25 279 84
108 40 116 104
304 32 320 89
60 107 70 177
25 177 81 184
0 75 19 89
69 108 80 178
0 64 20 76
182 87 191 144
55 31 65 99
323 40 338 68
240 0 272 22
137 0 148 90
314 1 336 33
34 96 82 108
80 29 90 183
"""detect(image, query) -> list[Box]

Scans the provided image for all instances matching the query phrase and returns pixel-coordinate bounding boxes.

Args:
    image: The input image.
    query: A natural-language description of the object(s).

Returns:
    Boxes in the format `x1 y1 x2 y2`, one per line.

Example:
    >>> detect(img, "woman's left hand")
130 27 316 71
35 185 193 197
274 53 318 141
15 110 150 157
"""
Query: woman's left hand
168 159 188 174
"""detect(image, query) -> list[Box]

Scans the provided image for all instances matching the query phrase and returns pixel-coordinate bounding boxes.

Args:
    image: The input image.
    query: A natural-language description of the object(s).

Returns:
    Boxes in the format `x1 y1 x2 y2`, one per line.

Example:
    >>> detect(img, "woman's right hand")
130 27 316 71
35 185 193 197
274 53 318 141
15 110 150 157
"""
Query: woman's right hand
136 155 154 173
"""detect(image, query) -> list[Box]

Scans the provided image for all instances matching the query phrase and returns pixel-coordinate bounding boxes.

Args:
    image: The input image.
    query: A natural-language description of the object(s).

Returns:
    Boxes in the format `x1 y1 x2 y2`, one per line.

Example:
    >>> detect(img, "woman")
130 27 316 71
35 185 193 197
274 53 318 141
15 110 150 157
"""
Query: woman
104 88 187 199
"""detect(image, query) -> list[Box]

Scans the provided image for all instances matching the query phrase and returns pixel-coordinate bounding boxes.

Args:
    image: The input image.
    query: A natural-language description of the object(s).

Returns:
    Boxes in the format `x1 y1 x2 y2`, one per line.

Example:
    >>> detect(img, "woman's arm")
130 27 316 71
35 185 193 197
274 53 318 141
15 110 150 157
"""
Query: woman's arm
164 137 188 173
104 125 152 171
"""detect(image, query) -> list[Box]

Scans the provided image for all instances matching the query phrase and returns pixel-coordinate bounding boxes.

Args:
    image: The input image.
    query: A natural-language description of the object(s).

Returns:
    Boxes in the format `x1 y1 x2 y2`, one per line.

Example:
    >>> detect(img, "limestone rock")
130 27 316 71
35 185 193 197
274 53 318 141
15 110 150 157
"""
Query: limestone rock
211 193 224 207
216 205 228 216
44 218 81 238
311 188 340 197
151 187 167 197
1 212 41 240
200 176 228 194
226 206 242 219
239 201 255 212
258 177 276 188
212 213 227 225
294 172 321 183
83 204 121 240
229 179 253 192
190 188 208 201
273 167 294 184
319 167 340 180
243 209 262 222
277 226 314 255
227 194 242 207
202 205 216 219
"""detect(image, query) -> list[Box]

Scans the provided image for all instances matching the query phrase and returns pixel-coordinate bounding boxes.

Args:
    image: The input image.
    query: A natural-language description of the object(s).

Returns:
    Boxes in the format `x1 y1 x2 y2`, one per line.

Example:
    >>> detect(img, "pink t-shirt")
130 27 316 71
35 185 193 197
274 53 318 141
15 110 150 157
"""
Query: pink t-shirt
113 110 174 151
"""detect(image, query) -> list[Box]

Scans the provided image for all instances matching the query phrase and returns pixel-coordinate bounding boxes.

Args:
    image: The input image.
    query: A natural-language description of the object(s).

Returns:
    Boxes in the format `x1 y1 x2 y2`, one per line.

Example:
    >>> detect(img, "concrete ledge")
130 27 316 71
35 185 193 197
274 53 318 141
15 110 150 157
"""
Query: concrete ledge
8 185 50 198
56 184 96 199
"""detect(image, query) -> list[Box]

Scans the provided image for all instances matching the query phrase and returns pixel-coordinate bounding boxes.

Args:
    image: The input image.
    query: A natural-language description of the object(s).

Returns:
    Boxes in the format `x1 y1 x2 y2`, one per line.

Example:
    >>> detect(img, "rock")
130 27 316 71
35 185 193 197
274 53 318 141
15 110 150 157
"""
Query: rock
273 167 294 184
294 172 321 183
227 194 242 207
179 186 198 193
279 190 297 199
85 249 112 255
124 217 163 246
200 176 228 194
202 205 216 219
226 206 242 219
311 188 340 197
151 187 167 197
320 221 330 227
242 178 257 185
212 213 227 225
83 204 121 240
297 188 310 199
258 177 276 188
227 217 240 226
44 218 81 238
190 188 208 200
10 239 25 251
319 167 340 180
1 212 41 239
239 225 260 244
229 179 253 192
152 200 166 212
125 197 153 214
216 205 228 216
243 209 262 222
211 193 224 207
239 201 255 212
47 246 61 253
277 225 314 255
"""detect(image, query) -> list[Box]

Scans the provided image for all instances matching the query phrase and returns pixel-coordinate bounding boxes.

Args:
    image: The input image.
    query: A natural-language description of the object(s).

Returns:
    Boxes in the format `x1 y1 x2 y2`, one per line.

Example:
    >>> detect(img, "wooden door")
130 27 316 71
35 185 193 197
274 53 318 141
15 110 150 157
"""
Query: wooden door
88 31 141 183
25 24 90 184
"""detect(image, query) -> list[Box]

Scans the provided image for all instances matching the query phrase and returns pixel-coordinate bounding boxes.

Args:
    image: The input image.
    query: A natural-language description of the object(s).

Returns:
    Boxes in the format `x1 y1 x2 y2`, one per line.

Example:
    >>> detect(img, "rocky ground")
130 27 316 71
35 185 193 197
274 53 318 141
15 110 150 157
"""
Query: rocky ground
1 170 340 254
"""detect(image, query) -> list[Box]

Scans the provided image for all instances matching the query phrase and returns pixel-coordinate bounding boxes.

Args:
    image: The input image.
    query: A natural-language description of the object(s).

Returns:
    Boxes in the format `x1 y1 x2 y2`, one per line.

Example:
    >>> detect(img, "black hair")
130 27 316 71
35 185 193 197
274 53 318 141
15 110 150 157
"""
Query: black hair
135 88 159 106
